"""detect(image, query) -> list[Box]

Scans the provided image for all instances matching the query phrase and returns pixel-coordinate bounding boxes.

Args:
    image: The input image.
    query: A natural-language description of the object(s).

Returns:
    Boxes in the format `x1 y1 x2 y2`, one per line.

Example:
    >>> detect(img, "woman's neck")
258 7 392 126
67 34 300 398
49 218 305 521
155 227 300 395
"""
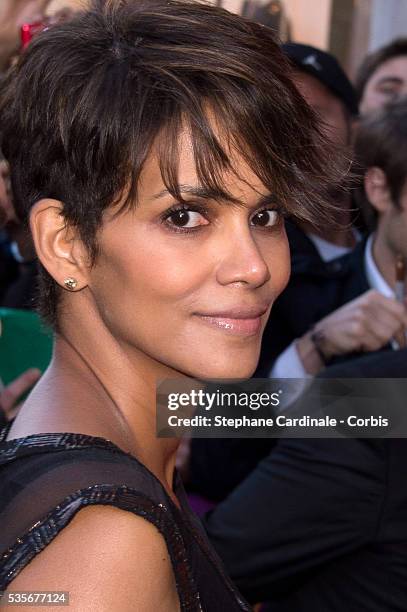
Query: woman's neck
11 294 183 501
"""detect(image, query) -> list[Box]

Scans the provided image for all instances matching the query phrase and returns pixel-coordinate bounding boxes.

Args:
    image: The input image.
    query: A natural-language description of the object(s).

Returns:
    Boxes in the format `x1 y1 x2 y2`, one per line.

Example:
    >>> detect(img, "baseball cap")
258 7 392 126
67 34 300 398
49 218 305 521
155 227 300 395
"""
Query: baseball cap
282 42 358 116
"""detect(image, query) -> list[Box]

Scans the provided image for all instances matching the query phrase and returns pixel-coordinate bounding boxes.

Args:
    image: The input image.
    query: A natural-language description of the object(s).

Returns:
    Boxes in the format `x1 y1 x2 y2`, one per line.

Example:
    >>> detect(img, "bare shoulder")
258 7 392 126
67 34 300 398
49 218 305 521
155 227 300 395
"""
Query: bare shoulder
7 505 180 611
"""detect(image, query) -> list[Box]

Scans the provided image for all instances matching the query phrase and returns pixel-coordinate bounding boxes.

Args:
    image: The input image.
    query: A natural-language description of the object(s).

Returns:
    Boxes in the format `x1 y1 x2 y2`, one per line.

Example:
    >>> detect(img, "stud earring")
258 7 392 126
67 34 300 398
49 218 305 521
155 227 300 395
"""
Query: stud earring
64 277 78 291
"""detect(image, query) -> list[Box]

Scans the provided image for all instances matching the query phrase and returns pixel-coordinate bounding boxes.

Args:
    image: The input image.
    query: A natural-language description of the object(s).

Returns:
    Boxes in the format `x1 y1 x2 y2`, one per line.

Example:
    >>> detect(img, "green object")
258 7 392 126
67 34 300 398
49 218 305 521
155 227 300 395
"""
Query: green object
0 308 53 386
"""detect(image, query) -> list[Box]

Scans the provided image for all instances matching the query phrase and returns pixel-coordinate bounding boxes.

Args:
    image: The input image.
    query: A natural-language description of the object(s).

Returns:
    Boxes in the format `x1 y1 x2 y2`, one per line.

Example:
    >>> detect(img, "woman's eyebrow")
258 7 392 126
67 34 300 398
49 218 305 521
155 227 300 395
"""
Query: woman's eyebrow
150 184 226 201
150 184 276 207
256 193 278 207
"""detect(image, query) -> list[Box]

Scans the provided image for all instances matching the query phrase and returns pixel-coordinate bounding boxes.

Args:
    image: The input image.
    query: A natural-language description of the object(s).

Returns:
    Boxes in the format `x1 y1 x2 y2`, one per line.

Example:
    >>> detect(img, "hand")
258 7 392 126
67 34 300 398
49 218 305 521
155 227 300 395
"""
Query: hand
0 368 42 421
296 290 407 374
306 289 407 362
0 0 52 70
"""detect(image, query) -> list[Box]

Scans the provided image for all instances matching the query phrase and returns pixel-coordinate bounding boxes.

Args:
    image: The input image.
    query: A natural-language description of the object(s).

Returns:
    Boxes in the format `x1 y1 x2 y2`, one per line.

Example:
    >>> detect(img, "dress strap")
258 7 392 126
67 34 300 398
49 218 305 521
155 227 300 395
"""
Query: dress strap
0 483 202 611
0 420 12 442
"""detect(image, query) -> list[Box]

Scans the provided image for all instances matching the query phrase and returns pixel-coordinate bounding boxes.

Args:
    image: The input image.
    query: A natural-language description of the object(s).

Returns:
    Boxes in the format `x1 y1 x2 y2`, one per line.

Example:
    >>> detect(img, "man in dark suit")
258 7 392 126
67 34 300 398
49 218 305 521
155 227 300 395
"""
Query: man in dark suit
202 348 407 611
256 225 369 376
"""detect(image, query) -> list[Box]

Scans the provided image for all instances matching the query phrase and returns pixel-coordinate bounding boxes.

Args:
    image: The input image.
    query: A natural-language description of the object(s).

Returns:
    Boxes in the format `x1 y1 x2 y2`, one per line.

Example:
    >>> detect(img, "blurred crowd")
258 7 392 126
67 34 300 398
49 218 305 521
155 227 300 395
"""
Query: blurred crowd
1 1 407 610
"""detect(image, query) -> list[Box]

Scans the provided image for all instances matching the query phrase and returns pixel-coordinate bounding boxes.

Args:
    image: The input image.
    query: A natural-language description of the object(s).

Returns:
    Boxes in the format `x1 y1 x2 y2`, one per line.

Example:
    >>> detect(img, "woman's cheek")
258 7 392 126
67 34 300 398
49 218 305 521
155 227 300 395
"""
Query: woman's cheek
259 229 291 295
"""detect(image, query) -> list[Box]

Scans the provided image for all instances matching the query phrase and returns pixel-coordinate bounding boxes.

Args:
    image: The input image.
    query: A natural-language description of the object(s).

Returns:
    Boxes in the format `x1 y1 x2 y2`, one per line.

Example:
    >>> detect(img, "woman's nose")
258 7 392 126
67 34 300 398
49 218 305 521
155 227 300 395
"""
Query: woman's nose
215 227 271 288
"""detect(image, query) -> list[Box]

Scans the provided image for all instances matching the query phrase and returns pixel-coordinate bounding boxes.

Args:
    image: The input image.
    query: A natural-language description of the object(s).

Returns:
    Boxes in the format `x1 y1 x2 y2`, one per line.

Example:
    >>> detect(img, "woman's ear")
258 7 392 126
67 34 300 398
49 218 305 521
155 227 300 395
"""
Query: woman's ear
364 167 392 215
29 198 89 290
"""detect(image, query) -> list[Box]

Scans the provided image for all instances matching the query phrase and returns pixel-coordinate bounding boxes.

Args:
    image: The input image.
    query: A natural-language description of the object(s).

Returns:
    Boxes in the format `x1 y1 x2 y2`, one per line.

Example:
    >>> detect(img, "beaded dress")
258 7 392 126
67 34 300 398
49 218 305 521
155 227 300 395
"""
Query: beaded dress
0 422 250 611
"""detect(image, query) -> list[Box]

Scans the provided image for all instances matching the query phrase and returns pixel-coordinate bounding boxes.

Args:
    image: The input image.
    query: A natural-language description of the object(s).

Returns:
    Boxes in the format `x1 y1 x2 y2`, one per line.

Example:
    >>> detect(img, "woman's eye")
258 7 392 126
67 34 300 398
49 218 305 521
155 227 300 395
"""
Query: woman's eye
166 209 208 228
251 209 280 227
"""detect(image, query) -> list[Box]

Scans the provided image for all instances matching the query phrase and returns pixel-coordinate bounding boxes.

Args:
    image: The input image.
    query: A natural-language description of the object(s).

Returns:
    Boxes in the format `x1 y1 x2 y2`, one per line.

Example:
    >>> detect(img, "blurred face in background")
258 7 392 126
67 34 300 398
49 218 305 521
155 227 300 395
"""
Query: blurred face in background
359 56 407 116
0 0 85 72
0 1 49 28
293 70 350 147
45 0 87 18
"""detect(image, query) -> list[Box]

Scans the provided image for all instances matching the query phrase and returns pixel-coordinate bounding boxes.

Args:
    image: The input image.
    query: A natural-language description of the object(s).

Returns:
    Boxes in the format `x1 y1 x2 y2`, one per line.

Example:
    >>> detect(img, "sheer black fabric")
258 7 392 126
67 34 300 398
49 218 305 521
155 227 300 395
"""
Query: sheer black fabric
0 422 250 611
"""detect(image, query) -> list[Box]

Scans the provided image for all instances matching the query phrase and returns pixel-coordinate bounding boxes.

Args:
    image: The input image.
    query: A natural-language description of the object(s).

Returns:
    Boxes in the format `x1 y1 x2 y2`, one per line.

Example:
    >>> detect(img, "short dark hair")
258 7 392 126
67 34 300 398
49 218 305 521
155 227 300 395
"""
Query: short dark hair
353 97 407 230
0 0 343 328
355 38 407 104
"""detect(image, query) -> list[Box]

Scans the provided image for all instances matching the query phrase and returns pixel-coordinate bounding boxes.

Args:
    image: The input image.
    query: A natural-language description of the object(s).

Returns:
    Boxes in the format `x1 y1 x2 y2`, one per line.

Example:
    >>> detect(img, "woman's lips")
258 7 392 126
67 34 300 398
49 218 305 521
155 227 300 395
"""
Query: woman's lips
195 309 268 336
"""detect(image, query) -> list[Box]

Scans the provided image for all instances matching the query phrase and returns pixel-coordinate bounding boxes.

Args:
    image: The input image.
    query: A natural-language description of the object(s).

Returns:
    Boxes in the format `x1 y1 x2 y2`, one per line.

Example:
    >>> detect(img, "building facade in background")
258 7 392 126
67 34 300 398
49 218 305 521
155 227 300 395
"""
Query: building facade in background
217 0 407 79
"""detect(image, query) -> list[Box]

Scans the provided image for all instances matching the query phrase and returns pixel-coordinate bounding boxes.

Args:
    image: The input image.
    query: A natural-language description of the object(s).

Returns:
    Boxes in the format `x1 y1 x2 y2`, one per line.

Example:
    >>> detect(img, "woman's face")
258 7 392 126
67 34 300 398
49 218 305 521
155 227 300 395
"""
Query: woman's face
88 130 290 379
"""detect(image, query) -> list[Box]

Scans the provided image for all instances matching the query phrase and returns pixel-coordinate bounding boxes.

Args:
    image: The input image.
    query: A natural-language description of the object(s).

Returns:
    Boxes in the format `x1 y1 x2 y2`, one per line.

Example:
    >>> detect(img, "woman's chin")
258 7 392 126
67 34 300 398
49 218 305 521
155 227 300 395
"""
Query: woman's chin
189 360 258 382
